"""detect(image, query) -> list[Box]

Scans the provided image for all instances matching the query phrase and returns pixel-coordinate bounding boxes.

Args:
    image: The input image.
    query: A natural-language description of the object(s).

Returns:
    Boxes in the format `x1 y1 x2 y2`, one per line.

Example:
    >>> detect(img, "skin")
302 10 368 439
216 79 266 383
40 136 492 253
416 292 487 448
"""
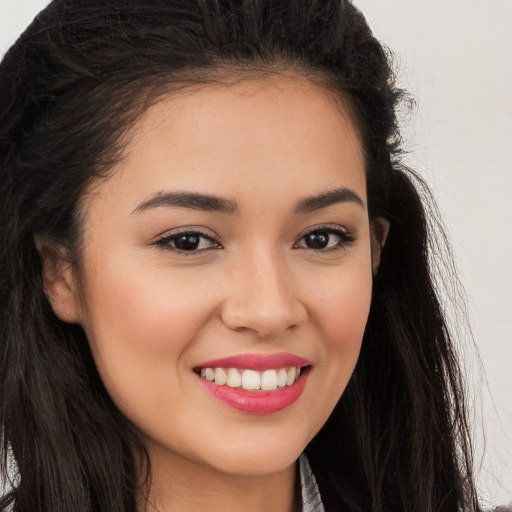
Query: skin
42 77 388 512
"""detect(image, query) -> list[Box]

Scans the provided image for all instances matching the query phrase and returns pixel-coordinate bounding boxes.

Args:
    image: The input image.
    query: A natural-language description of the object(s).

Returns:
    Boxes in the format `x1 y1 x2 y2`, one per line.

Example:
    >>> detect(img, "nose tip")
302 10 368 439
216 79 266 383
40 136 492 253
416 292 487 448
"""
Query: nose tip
220 270 307 339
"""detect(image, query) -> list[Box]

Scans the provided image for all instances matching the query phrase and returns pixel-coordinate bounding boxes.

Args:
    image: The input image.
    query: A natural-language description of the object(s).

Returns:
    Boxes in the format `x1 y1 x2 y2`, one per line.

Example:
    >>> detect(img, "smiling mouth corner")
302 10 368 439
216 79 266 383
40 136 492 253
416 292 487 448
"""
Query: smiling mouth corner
193 365 311 392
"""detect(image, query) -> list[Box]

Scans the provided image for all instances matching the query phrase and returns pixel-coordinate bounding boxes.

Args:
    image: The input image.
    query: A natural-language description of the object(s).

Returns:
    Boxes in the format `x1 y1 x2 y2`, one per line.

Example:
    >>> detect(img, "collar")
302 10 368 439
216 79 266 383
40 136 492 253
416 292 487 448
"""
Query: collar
299 453 326 512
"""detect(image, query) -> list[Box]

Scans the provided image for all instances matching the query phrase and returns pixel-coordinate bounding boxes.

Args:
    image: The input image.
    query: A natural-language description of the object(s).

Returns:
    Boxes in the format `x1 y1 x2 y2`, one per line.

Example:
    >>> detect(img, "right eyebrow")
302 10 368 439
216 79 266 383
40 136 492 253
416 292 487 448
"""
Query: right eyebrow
132 191 238 215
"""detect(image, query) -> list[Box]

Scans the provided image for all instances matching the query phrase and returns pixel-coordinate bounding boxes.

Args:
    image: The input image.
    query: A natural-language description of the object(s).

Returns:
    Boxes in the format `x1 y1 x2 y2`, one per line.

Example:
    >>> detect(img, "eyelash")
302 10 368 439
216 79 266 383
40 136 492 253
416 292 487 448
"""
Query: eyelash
151 225 356 255
151 228 222 255
293 225 356 253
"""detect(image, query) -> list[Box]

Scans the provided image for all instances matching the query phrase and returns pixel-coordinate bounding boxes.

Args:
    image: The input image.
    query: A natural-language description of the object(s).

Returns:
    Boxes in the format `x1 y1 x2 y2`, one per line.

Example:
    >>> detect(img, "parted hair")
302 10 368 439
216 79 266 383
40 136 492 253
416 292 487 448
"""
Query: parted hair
0 1 480 511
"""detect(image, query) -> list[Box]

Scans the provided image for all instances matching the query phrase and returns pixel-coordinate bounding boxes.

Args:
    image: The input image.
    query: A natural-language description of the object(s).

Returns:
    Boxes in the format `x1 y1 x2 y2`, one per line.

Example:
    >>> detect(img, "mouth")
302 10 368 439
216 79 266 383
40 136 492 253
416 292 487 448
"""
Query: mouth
193 354 311 414
193 365 309 391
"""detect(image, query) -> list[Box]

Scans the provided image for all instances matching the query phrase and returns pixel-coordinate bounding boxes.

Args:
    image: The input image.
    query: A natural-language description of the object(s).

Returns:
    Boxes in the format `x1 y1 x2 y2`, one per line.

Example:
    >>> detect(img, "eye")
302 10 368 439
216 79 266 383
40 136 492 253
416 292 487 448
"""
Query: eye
152 230 221 253
294 227 355 251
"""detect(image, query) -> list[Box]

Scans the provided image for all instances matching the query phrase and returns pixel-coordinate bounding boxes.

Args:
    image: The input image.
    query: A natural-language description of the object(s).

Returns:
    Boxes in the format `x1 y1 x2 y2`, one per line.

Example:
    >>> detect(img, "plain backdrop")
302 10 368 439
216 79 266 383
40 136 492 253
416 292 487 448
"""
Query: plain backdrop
1 0 511 506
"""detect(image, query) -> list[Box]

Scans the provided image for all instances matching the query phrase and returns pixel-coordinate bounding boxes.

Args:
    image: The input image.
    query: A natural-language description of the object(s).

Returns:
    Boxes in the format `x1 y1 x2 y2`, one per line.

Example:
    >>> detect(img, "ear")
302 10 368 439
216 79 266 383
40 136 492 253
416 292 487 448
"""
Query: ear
370 217 390 277
35 236 82 324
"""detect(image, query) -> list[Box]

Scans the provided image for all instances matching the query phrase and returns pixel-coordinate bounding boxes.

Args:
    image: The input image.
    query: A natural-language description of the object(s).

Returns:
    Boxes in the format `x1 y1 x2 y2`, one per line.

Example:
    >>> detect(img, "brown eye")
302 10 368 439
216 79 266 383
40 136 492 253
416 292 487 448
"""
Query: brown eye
154 231 221 252
174 234 201 251
295 227 355 251
304 231 331 249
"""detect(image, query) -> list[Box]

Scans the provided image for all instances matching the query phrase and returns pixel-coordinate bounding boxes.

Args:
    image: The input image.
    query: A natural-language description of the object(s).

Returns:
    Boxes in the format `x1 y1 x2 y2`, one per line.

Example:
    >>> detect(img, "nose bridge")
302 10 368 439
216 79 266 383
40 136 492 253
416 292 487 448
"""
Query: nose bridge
246 246 288 304
221 244 306 338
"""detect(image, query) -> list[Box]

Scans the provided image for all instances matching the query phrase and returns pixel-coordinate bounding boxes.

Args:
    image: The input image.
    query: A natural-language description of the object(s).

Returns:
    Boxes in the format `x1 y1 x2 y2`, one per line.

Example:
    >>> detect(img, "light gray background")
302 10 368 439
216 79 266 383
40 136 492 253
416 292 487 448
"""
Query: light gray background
1 0 511 506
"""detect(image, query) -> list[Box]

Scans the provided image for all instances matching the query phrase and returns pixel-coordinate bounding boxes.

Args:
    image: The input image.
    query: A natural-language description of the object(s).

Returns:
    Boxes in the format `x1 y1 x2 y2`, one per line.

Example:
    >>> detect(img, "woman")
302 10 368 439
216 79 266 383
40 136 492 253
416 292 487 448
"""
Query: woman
0 0 497 511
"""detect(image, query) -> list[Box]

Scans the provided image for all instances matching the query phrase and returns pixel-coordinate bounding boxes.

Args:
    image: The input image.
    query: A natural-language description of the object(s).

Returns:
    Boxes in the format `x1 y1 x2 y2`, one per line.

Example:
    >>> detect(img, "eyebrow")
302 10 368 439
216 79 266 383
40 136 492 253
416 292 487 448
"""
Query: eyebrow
133 186 363 215
294 187 364 214
133 192 238 214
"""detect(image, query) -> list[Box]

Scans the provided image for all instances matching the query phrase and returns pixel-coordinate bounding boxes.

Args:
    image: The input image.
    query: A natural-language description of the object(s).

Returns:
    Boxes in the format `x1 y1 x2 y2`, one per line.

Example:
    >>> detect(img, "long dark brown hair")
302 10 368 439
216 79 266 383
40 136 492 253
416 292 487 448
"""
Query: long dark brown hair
0 1 480 510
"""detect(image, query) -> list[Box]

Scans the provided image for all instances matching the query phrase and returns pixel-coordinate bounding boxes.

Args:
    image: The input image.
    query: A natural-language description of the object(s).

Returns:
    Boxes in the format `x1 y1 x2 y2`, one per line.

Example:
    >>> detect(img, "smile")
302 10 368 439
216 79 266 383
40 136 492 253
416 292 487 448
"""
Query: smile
197 366 302 391
194 353 311 414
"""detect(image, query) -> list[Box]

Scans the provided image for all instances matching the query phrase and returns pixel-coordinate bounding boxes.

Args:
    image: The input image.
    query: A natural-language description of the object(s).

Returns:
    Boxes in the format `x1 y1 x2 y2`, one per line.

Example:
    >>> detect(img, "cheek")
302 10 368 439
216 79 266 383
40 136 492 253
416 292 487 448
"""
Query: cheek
280 258 373 445
310 257 373 343
304 260 373 403
76 253 221 412
321 277 371 345
80 254 217 354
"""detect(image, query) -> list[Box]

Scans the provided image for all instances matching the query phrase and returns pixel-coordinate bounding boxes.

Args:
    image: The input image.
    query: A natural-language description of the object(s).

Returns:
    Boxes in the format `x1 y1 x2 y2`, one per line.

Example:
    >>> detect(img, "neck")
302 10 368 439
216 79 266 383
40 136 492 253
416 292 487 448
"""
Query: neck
136 446 299 512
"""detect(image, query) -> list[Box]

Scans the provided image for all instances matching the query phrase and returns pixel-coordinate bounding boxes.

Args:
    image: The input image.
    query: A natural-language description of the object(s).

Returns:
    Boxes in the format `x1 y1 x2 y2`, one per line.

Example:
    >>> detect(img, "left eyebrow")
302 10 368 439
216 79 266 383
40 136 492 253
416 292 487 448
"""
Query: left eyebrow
294 187 364 214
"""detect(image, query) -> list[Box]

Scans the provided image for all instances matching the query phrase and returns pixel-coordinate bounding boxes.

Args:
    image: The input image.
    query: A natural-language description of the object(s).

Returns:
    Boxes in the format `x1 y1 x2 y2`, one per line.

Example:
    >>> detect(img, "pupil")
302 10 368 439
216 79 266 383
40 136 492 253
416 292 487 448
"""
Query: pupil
306 232 329 249
175 234 200 251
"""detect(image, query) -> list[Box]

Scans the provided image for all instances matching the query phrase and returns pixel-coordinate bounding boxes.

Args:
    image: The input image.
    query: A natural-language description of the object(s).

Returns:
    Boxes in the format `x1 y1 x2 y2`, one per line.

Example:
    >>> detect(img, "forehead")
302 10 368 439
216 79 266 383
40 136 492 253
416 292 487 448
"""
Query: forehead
85 77 367 215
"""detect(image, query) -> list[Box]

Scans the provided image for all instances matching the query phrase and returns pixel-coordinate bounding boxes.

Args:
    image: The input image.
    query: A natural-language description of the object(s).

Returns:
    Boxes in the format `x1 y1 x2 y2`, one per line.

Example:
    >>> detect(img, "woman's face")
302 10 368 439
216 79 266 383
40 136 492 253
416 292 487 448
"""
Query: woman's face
53 78 384 478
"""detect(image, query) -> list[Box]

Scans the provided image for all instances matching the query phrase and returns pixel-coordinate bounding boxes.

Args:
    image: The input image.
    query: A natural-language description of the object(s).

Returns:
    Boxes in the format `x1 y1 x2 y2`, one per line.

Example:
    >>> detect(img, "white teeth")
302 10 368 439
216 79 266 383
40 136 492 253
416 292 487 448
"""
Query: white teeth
227 368 242 388
277 368 288 387
286 367 296 386
214 368 227 385
199 366 305 391
261 369 278 390
241 369 261 390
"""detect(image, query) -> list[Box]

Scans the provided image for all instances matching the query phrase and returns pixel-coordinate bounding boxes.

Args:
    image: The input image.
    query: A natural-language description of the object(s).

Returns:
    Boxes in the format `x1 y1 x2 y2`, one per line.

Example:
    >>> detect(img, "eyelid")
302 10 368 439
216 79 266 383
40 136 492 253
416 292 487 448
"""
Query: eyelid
293 223 356 251
152 226 220 241
294 223 353 240
150 226 223 252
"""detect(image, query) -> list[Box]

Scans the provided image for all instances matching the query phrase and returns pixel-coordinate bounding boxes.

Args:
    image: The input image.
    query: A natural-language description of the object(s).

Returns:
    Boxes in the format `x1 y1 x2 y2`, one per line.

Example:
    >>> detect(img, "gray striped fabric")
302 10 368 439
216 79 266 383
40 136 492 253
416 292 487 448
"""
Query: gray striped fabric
299 453 326 512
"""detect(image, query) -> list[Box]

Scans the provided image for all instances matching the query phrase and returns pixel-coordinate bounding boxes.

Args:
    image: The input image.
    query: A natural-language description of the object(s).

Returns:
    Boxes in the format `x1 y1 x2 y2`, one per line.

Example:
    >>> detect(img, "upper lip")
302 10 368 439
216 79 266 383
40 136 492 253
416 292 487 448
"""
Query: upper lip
195 352 311 371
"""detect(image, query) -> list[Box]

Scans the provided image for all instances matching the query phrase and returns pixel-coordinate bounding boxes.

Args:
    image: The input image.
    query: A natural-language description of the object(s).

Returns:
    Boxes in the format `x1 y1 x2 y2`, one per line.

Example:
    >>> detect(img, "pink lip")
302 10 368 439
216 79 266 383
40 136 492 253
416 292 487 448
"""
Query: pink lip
194 353 311 414
196 370 309 414
196 352 311 371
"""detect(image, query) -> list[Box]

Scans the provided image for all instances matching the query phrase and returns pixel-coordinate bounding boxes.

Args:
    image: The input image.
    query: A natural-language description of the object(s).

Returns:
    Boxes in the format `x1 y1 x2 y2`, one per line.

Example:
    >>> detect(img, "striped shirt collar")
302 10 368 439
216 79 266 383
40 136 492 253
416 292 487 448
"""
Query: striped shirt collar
299 453 325 512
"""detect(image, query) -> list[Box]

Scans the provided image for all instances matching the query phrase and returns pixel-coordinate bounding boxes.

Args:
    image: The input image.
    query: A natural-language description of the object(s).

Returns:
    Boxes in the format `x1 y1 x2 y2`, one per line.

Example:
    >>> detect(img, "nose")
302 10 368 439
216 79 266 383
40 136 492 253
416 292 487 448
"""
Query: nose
220 249 307 339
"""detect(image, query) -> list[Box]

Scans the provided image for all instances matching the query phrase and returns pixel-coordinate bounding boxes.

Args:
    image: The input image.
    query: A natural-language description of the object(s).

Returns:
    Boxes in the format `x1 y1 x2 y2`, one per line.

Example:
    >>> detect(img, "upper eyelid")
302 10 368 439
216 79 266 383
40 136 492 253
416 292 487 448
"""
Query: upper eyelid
295 223 352 239
152 226 220 243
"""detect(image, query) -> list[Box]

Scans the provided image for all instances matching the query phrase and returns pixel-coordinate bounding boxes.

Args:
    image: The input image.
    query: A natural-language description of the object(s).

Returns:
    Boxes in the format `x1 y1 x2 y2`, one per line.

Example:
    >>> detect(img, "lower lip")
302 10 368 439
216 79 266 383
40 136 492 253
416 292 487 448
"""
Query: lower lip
196 372 308 414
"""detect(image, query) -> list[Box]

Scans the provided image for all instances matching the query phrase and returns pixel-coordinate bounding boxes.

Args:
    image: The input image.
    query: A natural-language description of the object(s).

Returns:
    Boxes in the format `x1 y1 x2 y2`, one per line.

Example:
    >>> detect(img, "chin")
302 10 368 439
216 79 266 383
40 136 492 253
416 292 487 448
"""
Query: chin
199 428 311 477
211 447 302 477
